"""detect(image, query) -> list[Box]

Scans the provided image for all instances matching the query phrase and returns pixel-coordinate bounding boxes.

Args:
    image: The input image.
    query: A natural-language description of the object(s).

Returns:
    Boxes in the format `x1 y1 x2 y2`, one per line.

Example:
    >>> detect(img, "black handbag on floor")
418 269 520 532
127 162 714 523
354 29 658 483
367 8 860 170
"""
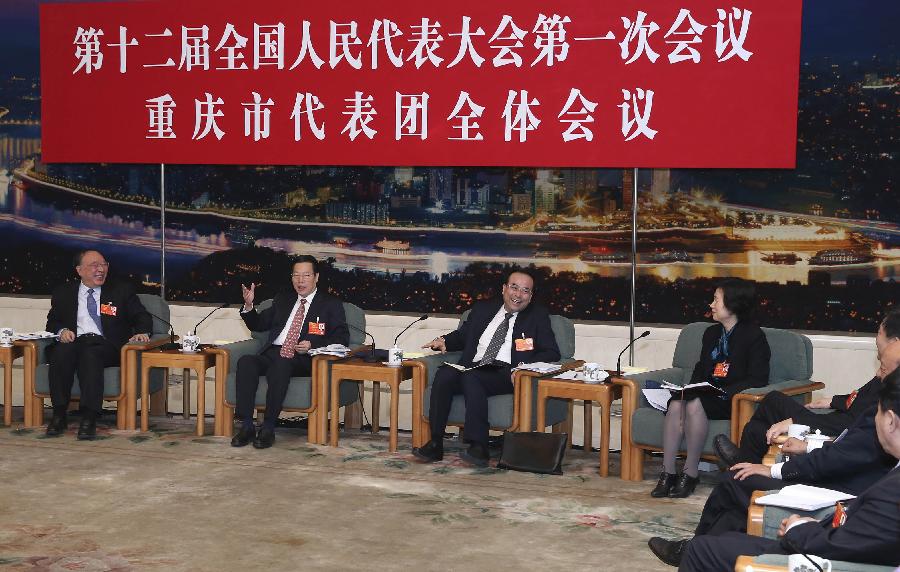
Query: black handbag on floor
497 431 567 475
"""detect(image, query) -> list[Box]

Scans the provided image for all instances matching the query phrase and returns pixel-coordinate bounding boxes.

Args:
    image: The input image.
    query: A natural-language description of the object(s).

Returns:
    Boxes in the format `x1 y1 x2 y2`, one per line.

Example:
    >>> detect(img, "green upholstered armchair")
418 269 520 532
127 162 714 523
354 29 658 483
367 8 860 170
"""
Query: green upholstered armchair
410 312 578 448
24 293 172 430
216 300 366 444
615 322 822 481
739 492 893 572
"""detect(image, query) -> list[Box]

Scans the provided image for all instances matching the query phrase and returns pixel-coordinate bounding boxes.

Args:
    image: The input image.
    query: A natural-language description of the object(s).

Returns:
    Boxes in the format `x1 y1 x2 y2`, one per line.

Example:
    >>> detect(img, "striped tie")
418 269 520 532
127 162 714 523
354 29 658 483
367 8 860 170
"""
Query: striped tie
279 298 307 358
478 312 512 366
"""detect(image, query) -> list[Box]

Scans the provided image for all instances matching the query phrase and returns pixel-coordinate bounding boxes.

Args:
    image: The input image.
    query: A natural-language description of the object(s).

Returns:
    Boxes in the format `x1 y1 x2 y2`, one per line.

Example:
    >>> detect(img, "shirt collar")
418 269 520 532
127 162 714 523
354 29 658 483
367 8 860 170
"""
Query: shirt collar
79 282 101 295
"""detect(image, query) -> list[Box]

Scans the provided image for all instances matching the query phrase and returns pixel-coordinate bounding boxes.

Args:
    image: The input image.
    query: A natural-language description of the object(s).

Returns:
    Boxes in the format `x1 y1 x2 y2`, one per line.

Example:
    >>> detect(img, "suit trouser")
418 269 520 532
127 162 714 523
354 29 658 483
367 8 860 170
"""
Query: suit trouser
429 364 513 447
235 346 313 424
695 470 786 536
679 532 784 572
48 335 120 416
739 391 852 462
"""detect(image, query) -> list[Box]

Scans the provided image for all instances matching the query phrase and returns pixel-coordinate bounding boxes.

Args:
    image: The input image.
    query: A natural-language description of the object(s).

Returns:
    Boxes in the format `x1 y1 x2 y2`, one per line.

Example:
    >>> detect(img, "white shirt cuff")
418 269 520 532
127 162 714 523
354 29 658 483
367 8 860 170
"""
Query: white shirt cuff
240 306 253 314
770 462 785 480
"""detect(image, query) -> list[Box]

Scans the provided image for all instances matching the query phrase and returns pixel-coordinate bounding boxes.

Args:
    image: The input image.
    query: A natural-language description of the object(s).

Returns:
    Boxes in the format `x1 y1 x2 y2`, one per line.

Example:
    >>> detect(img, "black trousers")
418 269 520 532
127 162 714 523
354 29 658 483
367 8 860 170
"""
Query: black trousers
695 470 786 537
739 391 852 462
235 346 312 425
428 364 513 447
48 335 120 416
679 532 784 572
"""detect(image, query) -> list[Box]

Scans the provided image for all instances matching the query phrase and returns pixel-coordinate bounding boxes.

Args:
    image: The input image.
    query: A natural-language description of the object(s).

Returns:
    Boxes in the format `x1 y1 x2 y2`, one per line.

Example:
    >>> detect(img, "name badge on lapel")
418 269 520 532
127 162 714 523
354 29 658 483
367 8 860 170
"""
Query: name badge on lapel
100 303 117 316
514 335 534 352
712 361 730 378
308 321 326 336
831 501 847 527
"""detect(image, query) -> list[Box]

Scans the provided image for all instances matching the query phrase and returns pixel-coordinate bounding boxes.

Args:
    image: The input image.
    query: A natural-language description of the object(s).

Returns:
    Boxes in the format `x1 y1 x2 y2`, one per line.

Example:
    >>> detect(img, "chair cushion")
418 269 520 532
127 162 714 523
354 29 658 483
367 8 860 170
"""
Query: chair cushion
761 326 813 382
550 314 575 360
137 294 171 336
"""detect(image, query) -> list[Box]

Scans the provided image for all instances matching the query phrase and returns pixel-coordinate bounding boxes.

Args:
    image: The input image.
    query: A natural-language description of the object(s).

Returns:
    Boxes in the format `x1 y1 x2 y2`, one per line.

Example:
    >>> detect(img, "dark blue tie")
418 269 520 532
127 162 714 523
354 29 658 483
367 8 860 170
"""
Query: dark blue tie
87 288 103 334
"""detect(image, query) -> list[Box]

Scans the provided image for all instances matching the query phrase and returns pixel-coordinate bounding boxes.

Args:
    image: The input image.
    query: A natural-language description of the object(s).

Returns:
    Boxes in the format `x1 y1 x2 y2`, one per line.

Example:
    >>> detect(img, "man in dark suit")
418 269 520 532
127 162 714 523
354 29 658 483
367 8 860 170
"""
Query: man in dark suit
412 270 560 467
674 367 900 572
715 309 900 464
45 249 152 440
648 341 900 568
232 255 348 449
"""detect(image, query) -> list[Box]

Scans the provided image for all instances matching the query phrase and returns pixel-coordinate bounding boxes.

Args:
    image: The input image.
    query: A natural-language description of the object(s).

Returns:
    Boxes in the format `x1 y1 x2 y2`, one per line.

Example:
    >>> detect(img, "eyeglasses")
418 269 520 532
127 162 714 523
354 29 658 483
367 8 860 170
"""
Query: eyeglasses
506 284 533 295
81 262 110 270
290 272 315 279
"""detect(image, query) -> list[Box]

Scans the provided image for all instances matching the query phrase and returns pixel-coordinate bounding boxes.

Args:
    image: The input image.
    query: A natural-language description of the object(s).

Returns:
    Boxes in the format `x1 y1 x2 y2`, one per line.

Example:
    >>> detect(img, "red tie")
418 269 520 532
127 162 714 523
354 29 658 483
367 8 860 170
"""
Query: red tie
279 298 307 358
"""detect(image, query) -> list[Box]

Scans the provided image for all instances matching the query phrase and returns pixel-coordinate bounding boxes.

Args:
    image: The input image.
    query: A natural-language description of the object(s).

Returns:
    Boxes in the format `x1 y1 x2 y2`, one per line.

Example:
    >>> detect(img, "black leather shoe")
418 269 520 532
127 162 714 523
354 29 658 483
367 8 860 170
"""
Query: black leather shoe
650 471 678 498
45 415 68 437
76 417 97 441
231 425 256 447
253 427 276 449
459 443 490 467
412 440 444 462
713 433 743 467
648 537 688 567
669 473 700 498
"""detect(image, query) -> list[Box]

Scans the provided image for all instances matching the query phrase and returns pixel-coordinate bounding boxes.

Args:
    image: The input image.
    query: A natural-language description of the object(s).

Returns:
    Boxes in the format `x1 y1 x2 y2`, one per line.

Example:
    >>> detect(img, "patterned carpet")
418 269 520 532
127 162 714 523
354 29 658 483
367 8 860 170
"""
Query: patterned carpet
0 416 714 571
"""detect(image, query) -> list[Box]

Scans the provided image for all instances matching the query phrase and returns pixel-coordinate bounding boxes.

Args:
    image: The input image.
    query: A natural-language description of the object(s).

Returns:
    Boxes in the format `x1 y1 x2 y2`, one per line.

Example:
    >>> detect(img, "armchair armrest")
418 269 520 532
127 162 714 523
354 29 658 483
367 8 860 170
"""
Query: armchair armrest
217 338 263 371
731 380 826 440
748 491 834 539
29 337 56 365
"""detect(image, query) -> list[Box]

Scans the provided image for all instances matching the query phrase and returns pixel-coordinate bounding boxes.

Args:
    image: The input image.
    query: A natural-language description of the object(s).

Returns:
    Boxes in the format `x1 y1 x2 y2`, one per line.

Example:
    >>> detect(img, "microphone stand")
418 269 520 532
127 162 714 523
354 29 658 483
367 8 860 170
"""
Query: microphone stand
144 309 179 351
393 314 429 347
616 330 650 376
192 303 230 336
348 323 383 362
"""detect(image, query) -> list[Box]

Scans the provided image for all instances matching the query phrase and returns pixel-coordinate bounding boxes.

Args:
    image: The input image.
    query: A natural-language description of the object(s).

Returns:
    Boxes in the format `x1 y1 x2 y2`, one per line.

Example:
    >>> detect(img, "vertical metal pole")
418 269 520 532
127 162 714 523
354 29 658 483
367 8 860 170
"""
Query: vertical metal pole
160 164 166 300
629 167 638 366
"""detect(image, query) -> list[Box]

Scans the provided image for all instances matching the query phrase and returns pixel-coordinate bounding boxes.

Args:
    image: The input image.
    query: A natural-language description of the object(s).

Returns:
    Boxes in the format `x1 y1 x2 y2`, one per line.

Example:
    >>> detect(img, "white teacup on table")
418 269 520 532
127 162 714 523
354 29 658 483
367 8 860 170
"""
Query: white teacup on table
805 430 831 451
387 345 403 367
0 327 13 347
787 423 811 439
581 363 609 384
788 553 831 572
181 334 200 353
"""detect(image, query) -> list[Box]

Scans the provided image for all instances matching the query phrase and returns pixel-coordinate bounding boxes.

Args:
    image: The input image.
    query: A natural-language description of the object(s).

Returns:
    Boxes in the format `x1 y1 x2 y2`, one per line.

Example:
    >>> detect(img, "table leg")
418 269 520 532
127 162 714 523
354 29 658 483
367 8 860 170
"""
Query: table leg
3 360 12 426
195 367 205 437
182 368 191 419
583 401 593 451
535 387 548 432
518 376 533 432
599 396 611 477
213 354 225 436
389 380 399 452
329 376 343 447
141 363 152 432
371 381 381 432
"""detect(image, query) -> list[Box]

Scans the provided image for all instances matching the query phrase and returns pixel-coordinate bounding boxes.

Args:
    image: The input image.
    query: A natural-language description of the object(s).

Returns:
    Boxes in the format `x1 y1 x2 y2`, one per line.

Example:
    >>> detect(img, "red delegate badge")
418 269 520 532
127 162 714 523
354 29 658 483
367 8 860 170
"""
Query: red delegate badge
308 322 325 335
831 501 847 527
99 303 117 316
712 361 730 378
515 337 534 351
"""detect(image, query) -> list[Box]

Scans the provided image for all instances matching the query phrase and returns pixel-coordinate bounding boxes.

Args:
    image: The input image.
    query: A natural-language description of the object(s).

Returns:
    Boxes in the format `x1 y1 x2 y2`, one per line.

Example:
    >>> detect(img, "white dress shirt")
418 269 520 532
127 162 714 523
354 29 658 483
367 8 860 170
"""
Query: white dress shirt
76 282 103 336
472 306 519 365
273 289 317 346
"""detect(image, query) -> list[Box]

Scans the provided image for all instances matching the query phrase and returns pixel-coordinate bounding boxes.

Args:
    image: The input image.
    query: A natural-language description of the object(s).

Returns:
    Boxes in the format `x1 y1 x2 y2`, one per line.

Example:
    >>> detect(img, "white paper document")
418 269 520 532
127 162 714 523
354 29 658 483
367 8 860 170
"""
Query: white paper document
512 362 561 374
642 388 672 412
308 344 351 357
442 361 484 372
755 484 855 512
12 331 58 340
659 381 724 393
553 370 610 384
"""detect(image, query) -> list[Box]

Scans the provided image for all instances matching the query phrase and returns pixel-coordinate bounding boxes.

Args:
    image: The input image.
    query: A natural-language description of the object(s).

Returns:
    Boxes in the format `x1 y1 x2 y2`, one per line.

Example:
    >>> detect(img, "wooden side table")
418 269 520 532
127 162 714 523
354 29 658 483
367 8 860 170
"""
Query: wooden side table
535 376 623 477
140 348 219 435
0 342 27 426
328 358 424 452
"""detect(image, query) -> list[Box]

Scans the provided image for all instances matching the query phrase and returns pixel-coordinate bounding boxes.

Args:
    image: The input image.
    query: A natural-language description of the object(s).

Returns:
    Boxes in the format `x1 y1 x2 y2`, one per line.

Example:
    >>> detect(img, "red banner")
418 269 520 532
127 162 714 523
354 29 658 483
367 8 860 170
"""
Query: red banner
40 0 802 168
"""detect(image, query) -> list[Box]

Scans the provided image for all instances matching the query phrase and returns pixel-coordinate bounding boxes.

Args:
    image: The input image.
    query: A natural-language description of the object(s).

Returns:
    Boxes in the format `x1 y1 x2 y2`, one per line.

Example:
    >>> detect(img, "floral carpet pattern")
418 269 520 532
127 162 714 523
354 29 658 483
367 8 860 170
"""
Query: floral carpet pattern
1 417 711 571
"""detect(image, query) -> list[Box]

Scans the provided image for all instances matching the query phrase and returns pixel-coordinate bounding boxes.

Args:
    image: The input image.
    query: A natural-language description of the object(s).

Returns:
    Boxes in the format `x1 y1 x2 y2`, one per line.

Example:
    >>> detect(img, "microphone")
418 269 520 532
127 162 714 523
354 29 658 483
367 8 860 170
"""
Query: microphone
393 314 429 347
192 303 230 336
143 309 179 351
616 330 650 376
347 322 388 363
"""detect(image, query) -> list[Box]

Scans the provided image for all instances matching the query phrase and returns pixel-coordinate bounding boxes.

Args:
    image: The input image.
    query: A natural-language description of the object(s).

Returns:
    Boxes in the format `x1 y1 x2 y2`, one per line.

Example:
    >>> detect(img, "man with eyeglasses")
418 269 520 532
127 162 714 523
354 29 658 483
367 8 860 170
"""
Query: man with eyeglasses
232 255 348 449
413 269 560 466
45 249 152 439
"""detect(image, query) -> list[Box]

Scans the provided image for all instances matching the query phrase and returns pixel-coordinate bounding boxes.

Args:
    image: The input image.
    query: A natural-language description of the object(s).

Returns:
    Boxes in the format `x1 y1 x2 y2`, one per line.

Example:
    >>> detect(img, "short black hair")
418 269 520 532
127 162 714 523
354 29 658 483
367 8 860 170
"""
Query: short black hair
878 367 900 418
73 249 104 267
717 278 757 321
292 255 320 275
506 268 537 292
880 309 900 340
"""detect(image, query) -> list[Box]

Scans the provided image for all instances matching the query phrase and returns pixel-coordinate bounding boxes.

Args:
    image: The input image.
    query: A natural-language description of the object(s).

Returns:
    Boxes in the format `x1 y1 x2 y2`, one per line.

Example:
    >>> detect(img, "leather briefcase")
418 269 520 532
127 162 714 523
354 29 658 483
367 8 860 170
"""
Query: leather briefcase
497 431 567 475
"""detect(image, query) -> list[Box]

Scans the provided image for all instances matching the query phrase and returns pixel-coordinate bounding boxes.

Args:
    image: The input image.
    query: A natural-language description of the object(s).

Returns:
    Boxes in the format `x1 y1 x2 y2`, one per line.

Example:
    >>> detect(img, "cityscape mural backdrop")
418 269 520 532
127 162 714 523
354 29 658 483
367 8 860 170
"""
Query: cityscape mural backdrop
0 0 897 332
